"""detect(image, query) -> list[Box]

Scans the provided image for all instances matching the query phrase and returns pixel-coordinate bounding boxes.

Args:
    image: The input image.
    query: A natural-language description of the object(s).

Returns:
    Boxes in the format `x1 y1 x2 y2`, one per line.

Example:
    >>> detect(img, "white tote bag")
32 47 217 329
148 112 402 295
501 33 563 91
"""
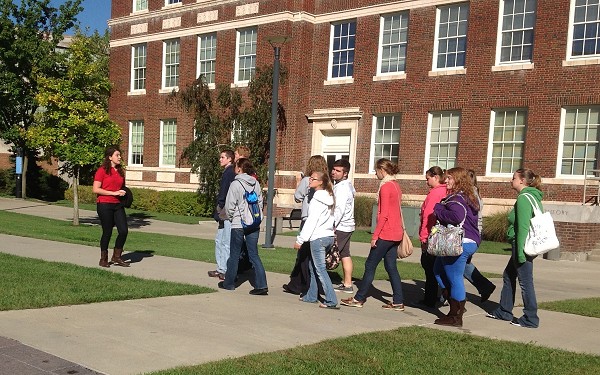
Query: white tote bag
522 193 560 256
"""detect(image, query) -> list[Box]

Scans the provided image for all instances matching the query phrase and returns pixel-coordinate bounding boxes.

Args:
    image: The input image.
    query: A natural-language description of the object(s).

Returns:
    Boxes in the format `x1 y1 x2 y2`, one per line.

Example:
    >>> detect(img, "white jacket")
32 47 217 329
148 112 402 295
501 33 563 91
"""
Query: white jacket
225 173 263 229
333 179 356 232
296 189 335 245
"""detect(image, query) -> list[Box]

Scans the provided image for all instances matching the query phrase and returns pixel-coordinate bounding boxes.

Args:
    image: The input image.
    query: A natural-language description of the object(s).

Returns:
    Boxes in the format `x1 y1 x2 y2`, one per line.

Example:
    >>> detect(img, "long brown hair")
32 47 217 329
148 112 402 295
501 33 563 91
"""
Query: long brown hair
312 171 335 211
515 168 542 189
102 146 124 177
446 167 479 210
304 155 328 177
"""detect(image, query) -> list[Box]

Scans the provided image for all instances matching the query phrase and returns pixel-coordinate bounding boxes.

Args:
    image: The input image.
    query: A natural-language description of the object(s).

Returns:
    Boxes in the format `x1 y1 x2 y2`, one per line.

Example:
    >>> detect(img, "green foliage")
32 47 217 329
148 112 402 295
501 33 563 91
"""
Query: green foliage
25 166 69 202
0 168 15 195
482 209 510 242
171 65 287 212
156 191 204 217
354 195 376 227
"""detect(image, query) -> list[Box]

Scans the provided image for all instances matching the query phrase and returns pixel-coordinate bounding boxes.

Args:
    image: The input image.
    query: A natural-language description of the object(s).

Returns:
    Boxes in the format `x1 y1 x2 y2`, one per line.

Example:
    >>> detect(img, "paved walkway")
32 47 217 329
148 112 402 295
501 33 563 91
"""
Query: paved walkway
0 198 599 374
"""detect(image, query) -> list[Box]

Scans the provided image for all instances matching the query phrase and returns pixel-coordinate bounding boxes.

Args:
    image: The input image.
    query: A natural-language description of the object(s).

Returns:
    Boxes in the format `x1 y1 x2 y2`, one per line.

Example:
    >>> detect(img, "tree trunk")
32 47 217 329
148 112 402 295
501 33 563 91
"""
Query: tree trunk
73 167 80 226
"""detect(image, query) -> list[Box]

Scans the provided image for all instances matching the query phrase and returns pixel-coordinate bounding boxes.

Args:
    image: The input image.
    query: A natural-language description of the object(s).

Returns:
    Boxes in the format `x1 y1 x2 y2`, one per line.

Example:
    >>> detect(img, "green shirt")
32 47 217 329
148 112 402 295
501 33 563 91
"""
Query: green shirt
507 187 544 263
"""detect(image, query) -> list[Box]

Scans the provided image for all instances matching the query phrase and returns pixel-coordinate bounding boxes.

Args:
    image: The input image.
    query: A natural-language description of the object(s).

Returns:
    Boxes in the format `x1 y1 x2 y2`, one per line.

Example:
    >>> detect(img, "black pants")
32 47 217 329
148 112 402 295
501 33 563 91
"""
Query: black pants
97 203 128 251
420 249 438 306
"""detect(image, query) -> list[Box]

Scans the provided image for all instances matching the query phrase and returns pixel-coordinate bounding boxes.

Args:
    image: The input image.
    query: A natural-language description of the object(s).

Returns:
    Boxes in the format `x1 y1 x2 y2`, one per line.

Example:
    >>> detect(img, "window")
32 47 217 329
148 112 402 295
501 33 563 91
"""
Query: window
134 0 148 12
131 44 146 91
329 21 356 79
129 121 144 165
160 119 177 167
236 28 257 82
434 3 469 69
378 13 409 74
497 0 536 64
166 0 181 4
163 39 180 89
558 106 599 176
197 33 217 84
370 115 401 171
231 120 247 142
487 109 526 175
570 0 600 58
426 111 461 170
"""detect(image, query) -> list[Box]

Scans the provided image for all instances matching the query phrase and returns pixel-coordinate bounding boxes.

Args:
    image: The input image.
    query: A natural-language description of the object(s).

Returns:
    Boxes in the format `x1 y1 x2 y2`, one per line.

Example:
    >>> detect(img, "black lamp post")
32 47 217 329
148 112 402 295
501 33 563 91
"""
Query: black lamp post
263 36 289 248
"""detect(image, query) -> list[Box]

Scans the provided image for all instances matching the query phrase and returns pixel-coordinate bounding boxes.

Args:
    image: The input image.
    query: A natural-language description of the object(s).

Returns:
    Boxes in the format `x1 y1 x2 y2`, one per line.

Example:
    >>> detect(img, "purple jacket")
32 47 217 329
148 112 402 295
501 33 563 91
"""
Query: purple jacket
433 192 481 246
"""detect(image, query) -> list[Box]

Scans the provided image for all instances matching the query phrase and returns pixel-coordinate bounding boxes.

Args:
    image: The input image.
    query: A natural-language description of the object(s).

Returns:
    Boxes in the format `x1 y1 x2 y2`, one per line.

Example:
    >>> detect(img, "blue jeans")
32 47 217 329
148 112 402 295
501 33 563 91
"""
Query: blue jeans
355 239 404 304
223 227 267 290
214 220 231 274
434 242 478 301
302 236 337 306
492 255 539 328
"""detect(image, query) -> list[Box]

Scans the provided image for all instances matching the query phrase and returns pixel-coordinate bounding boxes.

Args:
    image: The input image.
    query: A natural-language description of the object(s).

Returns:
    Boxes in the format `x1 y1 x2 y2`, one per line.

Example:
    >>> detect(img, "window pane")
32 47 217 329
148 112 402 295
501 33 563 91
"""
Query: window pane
332 21 357 78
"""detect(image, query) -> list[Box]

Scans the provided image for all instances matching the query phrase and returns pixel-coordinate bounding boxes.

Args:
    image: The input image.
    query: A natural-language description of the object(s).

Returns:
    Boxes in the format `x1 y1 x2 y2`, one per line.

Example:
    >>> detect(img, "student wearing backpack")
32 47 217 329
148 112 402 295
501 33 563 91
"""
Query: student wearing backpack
220 158 268 295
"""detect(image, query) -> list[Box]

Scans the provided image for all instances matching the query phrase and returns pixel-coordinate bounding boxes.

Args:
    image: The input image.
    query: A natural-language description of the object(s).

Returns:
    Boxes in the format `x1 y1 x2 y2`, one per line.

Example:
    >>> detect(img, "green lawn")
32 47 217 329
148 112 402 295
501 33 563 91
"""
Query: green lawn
147 325 600 375
0 252 211 311
0 210 500 282
539 298 600 318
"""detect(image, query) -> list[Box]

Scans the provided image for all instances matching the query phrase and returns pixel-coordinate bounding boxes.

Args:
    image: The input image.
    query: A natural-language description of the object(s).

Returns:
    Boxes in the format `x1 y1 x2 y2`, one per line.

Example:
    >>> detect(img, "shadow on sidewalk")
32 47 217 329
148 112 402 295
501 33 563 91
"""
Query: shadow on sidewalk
122 250 155 264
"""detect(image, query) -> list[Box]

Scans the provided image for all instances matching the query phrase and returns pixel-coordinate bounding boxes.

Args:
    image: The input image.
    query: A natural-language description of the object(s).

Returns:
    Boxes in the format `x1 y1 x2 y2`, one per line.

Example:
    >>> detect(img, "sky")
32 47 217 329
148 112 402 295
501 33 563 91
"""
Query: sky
51 0 111 35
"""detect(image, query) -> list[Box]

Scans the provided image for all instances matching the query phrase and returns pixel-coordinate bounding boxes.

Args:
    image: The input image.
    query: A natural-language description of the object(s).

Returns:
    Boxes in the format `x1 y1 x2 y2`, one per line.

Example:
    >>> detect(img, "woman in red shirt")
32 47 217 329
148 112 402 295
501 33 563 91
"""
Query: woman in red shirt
341 158 405 310
92 147 129 268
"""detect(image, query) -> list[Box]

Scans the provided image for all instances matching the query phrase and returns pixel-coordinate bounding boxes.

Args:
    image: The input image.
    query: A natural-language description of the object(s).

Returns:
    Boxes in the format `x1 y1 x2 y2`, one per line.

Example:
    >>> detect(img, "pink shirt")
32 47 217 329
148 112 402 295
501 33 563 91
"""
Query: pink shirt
419 183 447 242
372 181 404 242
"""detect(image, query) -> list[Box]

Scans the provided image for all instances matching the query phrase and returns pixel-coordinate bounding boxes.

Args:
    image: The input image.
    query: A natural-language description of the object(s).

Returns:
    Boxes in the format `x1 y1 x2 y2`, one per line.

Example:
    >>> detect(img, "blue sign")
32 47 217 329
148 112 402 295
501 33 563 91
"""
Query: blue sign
15 156 23 175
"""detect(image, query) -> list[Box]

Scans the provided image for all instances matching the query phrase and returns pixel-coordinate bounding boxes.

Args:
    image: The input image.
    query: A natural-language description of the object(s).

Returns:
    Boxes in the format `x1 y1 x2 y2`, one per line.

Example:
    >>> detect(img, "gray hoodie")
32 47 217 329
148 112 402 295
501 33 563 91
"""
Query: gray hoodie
225 173 263 229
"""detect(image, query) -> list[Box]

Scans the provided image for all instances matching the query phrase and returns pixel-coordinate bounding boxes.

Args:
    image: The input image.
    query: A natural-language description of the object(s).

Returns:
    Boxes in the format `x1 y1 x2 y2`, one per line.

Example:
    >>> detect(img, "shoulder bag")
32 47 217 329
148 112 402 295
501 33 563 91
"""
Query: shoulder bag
522 193 560 256
427 199 467 257
393 182 414 259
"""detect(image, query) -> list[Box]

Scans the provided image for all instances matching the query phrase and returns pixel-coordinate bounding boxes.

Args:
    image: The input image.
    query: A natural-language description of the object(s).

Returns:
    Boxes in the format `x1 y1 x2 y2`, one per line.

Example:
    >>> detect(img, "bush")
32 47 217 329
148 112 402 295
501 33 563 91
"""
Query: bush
0 169 16 195
354 195 376 227
482 209 510 242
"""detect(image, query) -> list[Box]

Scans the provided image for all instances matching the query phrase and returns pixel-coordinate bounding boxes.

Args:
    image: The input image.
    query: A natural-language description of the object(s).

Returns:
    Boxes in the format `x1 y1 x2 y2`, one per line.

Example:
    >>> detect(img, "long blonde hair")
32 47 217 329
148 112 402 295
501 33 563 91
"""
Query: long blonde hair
312 171 335 212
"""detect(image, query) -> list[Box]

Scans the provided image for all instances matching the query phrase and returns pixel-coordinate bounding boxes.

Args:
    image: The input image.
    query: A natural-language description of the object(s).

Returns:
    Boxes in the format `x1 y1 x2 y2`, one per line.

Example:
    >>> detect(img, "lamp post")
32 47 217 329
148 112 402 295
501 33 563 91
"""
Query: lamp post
263 36 289 248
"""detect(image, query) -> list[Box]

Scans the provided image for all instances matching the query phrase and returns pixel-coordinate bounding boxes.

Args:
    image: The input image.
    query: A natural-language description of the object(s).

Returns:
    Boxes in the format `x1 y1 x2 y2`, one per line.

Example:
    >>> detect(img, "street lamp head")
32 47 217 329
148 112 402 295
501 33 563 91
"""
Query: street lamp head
267 35 291 48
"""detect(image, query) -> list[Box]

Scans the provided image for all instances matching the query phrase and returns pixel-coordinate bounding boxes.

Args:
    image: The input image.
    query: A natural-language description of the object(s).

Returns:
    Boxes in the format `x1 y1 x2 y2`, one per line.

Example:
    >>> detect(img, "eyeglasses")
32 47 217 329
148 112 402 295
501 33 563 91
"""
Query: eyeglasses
309 177 321 182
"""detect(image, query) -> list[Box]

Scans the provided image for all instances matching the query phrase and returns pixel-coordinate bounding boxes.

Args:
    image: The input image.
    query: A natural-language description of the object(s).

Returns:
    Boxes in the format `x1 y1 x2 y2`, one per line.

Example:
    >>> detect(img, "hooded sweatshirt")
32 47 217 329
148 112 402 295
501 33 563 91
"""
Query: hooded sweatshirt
507 186 544 264
434 192 481 246
333 179 356 232
225 173 263 229
296 189 335 245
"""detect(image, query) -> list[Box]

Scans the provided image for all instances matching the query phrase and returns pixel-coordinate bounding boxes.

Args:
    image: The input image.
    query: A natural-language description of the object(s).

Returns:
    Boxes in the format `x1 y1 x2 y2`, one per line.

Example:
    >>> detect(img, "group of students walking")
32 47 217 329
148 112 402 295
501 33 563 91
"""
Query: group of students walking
92 146 542 328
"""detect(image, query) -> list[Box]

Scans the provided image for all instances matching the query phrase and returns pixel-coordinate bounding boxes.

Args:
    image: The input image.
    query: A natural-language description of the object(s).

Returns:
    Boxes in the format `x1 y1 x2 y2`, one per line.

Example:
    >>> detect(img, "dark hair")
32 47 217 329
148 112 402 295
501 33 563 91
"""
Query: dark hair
236 158 255 175
426 166 446 183
333 159 351 175
102 146 124 177
515 168 542 189
446 166 479 210
375 158 399 175
221 149 234 162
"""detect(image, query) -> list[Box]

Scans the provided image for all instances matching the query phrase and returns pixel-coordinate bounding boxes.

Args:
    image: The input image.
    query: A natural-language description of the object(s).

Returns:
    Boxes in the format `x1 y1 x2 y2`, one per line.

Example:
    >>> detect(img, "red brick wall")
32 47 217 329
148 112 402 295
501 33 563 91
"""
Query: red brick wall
555 222 600 253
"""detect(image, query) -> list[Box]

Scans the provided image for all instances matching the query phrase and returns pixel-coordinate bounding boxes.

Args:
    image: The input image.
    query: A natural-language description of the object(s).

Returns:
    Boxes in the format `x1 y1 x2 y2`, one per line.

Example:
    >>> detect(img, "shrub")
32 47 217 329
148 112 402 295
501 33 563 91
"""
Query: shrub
354 195 376 227
0 169 16 195
482 209 510 242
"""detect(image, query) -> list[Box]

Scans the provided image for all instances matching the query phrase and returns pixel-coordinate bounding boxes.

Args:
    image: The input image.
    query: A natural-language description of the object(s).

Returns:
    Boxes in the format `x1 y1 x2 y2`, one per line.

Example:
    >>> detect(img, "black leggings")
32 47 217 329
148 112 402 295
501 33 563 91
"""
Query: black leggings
97 203 128 251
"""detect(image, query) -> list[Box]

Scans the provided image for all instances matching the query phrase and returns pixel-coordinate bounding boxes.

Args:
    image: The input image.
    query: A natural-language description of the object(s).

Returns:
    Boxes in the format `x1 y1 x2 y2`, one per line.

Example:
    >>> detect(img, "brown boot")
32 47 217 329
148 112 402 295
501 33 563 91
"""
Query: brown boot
99 250 110 268
434 299 464 327
111 248 130 267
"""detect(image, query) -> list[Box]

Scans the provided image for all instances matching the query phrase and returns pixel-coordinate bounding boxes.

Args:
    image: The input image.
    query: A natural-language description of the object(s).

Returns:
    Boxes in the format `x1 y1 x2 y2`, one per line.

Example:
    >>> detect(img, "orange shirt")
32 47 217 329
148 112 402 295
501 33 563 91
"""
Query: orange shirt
372 181 404 242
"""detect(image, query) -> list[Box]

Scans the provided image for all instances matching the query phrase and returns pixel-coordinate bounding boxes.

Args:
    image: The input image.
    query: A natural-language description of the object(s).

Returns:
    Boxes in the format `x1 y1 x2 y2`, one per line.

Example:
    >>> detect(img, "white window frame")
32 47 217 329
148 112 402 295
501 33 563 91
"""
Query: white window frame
424 111 461 172
234 27 257 84
566 0 600 61
376 12 409 77
495 0 536 66
128 120 144 166
486 109 527 176
131 43 146 93
369 114 401 173
328 20 357 81
432 3 469 72
160 119 177 168
556 106 600 178
133 0 148 12
197 33 217 88
162 39 180 90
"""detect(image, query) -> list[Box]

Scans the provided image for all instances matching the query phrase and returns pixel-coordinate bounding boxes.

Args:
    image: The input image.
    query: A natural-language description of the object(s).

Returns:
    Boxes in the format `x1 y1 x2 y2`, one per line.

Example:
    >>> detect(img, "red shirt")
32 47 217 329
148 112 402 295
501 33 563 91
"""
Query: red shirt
419 184 448 242
94 167 124 204
372 181 404 242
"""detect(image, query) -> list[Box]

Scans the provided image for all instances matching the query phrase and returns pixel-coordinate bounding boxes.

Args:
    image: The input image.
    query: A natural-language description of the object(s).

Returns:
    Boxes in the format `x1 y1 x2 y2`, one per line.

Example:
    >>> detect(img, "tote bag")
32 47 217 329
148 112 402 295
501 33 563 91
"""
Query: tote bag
392 182 413 259
522 193 560 256
427 200 467 257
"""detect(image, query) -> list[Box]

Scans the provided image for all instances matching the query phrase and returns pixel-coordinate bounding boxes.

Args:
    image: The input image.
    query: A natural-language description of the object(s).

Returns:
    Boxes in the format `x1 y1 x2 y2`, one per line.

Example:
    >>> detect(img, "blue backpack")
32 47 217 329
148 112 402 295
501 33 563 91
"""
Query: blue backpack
238 181 262 229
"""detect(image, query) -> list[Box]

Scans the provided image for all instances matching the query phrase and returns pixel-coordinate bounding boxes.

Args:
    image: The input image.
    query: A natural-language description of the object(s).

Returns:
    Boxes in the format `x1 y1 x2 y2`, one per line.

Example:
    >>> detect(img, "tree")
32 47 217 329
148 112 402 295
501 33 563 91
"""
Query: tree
28 30 121 225
170 66 286 214
0 0 82 197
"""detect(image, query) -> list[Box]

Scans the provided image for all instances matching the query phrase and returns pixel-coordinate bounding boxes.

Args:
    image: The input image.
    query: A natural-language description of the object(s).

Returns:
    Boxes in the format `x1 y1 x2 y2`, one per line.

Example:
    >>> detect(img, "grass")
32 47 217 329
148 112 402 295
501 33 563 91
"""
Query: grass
0 252 211 311
0 210 501 281
147 325 600 375
52 200 209 225
539 298 600 318
282 227 512 255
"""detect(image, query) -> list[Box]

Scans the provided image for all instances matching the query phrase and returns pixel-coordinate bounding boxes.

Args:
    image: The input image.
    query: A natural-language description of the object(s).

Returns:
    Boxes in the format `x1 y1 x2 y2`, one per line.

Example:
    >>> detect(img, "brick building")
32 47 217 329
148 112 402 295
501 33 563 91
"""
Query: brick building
108 0 600 211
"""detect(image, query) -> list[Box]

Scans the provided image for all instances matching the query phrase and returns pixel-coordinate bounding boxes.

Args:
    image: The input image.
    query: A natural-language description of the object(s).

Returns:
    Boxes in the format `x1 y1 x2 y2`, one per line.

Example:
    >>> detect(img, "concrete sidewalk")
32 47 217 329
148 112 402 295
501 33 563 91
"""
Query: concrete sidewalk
0 198 599 374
